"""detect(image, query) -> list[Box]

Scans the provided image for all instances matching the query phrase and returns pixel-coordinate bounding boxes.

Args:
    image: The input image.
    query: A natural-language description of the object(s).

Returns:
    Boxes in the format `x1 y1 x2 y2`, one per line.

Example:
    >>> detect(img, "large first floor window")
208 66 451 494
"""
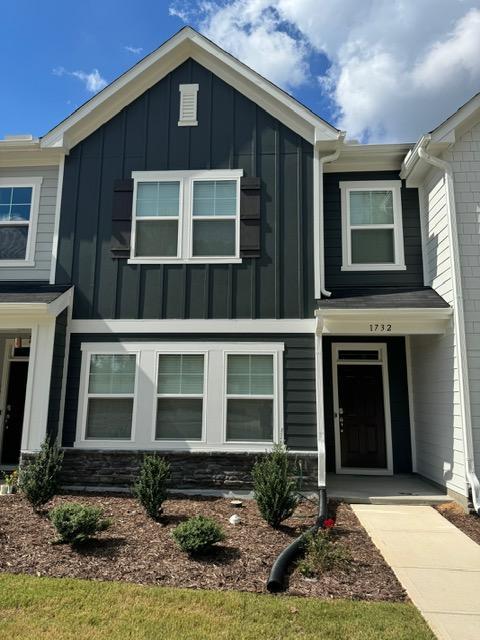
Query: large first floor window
77 342 283 450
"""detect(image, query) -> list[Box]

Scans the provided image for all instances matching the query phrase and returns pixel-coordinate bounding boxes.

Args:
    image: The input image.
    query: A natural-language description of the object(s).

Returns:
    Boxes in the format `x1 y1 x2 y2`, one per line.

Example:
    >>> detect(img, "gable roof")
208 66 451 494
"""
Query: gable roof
429 91 480 143
41 27 340 151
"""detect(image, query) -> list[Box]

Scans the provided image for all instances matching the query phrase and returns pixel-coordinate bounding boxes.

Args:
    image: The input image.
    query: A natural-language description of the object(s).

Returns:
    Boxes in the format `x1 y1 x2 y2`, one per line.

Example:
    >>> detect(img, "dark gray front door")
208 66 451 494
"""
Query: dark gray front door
1 360 28 465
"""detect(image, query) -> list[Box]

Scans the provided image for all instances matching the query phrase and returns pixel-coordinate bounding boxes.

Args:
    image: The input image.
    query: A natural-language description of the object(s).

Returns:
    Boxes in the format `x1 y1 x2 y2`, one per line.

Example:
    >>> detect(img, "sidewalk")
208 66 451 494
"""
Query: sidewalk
352 504 480 640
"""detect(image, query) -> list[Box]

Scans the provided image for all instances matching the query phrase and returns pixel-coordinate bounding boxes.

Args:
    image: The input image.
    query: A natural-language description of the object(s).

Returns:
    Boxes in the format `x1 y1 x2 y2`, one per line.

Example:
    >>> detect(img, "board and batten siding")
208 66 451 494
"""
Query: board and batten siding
55 58 314 321
0 165 58 280
324 171 424 291
61 334 317 451
410 165 467 497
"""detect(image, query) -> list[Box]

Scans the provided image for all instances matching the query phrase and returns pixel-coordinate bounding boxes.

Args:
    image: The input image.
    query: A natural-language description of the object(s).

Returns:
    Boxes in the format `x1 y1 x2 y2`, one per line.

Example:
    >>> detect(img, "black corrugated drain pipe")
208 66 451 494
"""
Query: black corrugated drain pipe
266 487 327 593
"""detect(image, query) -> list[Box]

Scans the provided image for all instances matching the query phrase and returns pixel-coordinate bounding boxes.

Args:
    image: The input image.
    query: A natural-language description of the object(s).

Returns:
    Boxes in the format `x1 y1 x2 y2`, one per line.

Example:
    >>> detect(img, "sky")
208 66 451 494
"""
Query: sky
1 0 480 143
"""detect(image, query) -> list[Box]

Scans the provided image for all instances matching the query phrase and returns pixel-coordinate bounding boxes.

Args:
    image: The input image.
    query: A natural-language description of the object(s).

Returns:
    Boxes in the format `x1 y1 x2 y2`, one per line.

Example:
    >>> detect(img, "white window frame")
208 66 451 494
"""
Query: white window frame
75 342 283 452
0 177 42 267
340 180 405 271
129 169 243 265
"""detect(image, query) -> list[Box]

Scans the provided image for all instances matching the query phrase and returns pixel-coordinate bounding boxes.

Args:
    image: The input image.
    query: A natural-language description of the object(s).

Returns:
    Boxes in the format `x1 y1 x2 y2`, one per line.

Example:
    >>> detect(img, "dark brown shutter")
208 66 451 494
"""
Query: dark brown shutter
240 176 261 258
111 178 133 258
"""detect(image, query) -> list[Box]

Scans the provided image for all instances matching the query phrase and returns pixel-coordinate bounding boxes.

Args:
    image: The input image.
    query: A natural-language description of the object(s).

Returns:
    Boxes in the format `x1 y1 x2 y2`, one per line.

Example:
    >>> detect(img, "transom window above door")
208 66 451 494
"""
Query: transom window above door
339 180 405 271
0 177 42 265
129 169 243 264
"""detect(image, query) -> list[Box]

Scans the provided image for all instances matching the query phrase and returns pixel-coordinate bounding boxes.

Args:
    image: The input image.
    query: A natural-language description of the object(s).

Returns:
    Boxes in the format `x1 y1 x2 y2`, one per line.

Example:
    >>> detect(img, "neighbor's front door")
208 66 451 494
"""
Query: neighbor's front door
337 363 387 470
1 360 29 465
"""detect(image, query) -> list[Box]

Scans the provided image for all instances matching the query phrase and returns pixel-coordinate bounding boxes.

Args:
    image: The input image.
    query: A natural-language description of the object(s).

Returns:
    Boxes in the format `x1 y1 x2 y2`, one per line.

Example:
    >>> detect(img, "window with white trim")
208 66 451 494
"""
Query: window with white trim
0 177 42 265
340 180 405 271
130 170 242 264
77 342 283 450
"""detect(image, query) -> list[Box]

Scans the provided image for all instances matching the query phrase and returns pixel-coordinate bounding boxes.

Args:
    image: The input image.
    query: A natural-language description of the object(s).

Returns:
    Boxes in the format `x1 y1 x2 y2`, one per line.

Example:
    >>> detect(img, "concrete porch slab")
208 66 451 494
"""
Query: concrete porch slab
327 473 452 505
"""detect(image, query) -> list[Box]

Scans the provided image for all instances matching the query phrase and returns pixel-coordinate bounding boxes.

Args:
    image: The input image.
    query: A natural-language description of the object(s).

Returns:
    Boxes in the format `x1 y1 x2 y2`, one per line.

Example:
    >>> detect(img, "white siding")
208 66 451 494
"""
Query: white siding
0 165 58 280
411 167 468 497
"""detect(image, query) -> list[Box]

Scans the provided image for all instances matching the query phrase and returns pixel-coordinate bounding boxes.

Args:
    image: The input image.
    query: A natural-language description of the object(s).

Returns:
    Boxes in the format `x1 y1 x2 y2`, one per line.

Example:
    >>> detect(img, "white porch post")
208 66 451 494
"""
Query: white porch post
315 321 326 488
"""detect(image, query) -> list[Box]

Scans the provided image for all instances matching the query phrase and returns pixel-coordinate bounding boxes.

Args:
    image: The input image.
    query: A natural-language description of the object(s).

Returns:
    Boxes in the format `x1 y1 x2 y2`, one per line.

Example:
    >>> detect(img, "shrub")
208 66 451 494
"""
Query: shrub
19 437 63 508
252 445 299 528
172 516 225 554
49 503 111 545
298 529 352 577
133 454 171 520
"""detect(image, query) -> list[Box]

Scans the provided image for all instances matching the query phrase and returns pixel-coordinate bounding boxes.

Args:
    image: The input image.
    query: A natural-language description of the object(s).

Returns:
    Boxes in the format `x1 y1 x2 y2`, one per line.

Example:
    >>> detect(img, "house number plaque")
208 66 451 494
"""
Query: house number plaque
369 323 392 332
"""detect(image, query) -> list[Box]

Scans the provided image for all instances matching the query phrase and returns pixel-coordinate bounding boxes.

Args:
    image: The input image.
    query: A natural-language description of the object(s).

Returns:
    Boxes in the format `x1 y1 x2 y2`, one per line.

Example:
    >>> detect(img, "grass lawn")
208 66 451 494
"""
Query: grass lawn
0 574 434 640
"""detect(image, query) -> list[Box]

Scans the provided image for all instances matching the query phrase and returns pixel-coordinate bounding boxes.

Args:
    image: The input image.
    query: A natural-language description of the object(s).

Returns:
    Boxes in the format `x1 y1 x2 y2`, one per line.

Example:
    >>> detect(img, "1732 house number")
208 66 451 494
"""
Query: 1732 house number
369 323 392 332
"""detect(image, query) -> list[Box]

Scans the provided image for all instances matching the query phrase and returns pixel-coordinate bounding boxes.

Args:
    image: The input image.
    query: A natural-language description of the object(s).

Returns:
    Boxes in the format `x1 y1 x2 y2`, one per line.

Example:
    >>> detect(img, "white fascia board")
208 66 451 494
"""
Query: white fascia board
315 307 452 318
41 28 339 150
0 288 73 319
0 145 66 168
325 143 414 173
70 318 316 334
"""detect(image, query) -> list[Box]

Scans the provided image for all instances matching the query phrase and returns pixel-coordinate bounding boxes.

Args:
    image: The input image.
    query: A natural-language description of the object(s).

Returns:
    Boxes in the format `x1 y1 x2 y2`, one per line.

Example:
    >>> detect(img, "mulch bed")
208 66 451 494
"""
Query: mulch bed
0 493 405 601
435 502 480 545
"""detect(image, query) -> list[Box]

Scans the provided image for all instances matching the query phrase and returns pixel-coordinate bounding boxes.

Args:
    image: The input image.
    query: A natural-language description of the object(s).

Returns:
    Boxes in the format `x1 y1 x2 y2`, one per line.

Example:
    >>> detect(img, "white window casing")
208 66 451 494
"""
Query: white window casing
178 83 199 126
0 176 42 267
340 180 406 271
129 169 243 265
76 341 284 451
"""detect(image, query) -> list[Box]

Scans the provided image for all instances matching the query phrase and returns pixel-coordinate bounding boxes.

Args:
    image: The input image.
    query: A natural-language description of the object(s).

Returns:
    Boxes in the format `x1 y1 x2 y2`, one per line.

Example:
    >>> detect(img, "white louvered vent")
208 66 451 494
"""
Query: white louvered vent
178 84 199 126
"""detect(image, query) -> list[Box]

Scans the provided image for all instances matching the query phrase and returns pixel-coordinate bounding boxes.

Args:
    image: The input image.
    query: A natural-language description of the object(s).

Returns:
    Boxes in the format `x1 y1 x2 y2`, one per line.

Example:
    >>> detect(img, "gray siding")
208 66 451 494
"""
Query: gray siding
62 333 316 450
324 171 423 291
0 165 58 280
55 59 314 320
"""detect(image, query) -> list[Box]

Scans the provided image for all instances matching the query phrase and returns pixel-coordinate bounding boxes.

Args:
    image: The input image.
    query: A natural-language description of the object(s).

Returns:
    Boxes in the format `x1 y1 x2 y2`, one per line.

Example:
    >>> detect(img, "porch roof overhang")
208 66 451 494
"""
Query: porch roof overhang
315 288 452 335
0 284 73 320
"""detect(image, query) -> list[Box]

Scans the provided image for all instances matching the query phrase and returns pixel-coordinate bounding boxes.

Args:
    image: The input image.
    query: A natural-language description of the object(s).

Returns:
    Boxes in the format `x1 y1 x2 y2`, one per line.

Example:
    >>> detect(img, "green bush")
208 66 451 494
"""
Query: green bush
298 529 352 577
133 454 171 520
252 445 299 528
49 503 111 545
19 437 63 508
172 516 225 554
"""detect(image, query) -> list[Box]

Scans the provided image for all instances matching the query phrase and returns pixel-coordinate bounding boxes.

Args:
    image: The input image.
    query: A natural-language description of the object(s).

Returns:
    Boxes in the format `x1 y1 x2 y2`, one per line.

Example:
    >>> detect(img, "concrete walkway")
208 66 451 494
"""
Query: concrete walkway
352 504 480 640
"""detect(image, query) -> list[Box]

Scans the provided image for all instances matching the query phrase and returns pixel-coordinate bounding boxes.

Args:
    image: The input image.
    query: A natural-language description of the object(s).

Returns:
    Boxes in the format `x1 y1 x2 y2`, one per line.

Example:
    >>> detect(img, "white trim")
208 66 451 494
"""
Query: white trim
340 180 405 271
129 169 242 264
405 335 417 473
315 332 326 488
331 342 393 476
70 318 316 334
178 83 199 126
0 177 42 267
49 156 65 284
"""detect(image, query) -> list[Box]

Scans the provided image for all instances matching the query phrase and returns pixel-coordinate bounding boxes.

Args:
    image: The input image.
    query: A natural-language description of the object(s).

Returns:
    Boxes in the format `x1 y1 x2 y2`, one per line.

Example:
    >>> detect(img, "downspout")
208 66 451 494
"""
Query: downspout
418 140 480 514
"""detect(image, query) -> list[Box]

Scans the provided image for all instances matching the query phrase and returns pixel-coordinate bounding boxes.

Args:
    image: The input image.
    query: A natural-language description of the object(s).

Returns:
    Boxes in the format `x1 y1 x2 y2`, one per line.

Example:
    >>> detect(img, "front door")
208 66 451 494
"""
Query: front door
1 360 29 464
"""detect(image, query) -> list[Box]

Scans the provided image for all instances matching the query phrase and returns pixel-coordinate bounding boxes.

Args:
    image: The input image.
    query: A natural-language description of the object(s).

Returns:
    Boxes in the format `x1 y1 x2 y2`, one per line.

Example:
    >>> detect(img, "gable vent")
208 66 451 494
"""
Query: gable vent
178 83 199 126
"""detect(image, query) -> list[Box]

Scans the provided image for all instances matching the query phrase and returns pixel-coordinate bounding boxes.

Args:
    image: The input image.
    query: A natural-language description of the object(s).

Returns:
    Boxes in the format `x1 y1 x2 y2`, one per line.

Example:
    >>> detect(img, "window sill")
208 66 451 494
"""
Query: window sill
0 260 35 268
127 258 243 265
74 440 276 452
341 264 407 272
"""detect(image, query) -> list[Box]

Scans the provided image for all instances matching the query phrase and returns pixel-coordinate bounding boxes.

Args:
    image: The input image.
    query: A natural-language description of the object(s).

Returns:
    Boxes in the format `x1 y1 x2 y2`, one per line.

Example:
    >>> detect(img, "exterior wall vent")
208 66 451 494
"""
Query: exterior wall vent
178 84 199 127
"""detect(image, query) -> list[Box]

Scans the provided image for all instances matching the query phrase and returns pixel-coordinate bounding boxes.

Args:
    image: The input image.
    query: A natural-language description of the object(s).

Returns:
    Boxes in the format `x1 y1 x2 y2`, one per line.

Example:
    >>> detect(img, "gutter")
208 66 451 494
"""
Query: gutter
417 138 480 514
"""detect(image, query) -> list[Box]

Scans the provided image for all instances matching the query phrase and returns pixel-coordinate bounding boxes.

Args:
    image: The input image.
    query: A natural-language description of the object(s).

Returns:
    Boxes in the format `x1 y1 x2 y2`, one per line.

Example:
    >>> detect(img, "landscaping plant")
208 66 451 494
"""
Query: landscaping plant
172 515 225 554
133 453 171 520
18 437 63 508
49 503 111 545
298 521 352 577
252 444 299 527
3 469 19 492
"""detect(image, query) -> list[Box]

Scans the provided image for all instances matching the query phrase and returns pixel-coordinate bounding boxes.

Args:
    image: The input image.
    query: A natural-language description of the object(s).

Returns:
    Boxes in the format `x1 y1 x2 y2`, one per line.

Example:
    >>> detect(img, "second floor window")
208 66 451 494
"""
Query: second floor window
0 177 42 265
130 169 242 264
340 180 405 271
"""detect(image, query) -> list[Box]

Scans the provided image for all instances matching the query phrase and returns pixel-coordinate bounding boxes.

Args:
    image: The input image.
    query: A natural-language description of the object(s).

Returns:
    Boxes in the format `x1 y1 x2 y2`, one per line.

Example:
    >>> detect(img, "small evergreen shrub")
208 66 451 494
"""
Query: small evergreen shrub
172 516 225 554
133 454 171 520
298 529 352 577
49 503 111 545
252 445 299 528
19 437 63 508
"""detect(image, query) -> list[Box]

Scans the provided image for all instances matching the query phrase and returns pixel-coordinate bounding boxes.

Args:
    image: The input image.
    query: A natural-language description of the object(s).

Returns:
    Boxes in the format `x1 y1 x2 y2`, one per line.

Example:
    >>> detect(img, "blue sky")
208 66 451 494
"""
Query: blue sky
1 1 479 142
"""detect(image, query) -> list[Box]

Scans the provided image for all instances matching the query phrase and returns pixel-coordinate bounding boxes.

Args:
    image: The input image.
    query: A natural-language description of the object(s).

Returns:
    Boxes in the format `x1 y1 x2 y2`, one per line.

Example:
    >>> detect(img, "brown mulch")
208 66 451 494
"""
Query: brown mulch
0 493 405 601
435 502 480 545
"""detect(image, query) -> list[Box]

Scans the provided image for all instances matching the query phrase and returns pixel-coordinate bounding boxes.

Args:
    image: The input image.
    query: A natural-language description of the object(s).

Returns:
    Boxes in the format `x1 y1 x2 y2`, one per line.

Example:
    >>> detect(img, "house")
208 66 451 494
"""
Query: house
4 27 475 509
401 94 480 512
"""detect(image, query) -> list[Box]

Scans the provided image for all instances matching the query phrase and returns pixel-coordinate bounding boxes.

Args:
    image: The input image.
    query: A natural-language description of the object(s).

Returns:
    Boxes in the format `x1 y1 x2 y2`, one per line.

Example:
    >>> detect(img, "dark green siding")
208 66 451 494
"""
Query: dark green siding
62 334 317 450
324 171 423 291
323 336 412 473
56 59 314 320
46 309 68 438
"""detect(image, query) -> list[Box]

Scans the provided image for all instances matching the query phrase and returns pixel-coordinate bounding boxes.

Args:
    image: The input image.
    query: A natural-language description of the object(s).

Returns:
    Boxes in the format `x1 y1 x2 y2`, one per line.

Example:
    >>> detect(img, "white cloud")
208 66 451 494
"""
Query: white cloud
52 66 108 94
125 45 144 55
182 0 480 141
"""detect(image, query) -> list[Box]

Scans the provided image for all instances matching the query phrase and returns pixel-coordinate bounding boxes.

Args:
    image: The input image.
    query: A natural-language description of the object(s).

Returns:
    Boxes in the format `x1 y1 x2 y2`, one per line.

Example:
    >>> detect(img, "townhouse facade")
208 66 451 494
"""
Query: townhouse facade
0 27 478 511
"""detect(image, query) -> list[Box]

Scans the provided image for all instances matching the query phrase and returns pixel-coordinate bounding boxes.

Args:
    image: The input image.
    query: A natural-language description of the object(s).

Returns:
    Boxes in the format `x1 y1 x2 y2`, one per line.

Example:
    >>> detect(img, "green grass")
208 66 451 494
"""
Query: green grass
0 573 434 640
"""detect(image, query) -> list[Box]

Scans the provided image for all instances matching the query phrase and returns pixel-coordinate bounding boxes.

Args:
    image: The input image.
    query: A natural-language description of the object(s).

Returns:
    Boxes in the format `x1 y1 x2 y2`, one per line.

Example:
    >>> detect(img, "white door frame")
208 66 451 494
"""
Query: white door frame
332 342 393 475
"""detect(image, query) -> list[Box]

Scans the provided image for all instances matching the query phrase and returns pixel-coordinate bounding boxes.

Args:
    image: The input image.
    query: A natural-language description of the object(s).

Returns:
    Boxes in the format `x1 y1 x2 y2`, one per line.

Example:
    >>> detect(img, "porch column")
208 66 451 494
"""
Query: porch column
21 318 56 452
315 326 326 488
